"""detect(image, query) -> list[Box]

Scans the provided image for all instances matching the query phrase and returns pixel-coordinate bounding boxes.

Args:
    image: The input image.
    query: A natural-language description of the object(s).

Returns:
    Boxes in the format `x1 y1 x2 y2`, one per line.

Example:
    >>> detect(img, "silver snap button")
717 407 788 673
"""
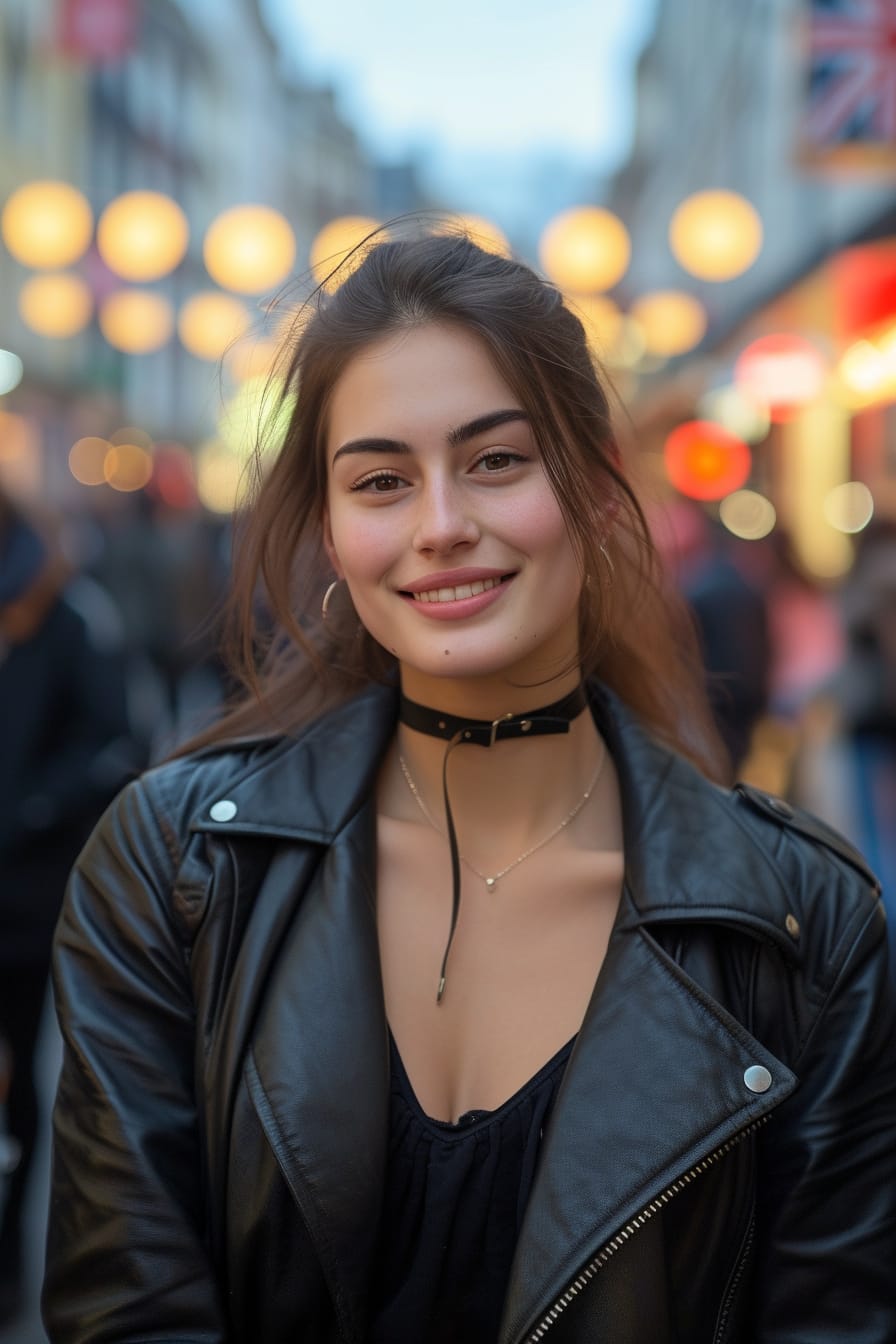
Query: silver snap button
744 1065 772 1093
785 913 800 938
209 799 237 822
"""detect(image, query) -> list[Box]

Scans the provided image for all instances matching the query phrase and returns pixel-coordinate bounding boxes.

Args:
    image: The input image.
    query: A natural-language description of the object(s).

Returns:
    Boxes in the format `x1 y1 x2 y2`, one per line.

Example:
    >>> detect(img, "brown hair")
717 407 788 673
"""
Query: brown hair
184 229 727 779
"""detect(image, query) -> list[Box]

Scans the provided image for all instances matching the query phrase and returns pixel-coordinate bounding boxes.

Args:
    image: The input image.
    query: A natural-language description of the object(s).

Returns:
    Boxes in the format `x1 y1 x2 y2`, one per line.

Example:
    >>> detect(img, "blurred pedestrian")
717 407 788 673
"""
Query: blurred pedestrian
792 519 896 976
660 501 772 777
0 490 140 1324
43 235 895 1342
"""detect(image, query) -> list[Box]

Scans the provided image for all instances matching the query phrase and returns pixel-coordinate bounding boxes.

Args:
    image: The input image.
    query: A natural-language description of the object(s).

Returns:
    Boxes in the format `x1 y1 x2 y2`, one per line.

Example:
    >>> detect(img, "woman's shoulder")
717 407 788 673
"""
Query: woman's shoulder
125 680 399 857
714 777 884 981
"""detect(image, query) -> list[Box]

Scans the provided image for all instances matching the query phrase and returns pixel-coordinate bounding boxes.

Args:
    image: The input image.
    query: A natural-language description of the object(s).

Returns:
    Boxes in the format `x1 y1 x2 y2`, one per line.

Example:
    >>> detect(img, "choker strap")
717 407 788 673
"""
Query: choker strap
398 683 589 1003
398 683 588 746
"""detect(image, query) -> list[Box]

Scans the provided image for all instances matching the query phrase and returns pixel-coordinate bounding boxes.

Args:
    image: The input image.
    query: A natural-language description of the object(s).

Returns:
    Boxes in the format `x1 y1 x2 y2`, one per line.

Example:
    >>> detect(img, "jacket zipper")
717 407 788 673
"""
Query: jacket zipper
712 1207 756 1344
524 1114 771 1343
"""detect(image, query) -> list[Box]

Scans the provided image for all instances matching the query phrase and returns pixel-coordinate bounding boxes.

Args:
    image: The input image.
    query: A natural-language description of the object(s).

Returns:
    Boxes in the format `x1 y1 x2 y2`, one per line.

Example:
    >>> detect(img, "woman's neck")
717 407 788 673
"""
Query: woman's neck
383 681 610 867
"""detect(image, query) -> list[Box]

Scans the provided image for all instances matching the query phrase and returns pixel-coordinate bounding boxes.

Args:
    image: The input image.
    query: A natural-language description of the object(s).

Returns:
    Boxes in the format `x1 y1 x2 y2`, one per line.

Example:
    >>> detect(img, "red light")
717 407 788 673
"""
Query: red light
664 420 752 501
734 333 826 422
148 444 198 509
831 242 896 341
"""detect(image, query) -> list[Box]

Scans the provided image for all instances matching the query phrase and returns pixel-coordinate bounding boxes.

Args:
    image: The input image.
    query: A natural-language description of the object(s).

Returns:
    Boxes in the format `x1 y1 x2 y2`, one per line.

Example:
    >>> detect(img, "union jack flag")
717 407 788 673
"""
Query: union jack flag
802 0 896 162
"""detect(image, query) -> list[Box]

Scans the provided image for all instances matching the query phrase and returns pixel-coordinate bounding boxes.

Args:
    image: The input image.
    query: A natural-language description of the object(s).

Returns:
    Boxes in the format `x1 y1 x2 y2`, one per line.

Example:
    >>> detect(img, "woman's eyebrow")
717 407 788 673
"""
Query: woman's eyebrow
332 408 529 464
447 408 529 446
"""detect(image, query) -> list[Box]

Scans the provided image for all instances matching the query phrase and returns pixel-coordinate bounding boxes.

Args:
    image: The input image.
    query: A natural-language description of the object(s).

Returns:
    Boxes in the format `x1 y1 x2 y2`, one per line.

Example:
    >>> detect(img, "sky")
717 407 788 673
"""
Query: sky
264 0 658 246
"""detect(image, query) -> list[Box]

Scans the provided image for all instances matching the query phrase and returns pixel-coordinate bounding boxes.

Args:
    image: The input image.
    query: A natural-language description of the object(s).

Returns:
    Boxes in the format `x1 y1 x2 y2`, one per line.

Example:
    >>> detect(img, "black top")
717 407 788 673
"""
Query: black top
367 1032 576 1344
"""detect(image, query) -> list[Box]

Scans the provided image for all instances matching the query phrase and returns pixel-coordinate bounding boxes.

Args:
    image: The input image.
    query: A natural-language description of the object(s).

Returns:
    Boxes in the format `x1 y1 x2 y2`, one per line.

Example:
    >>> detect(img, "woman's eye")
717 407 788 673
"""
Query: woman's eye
351 472 406 493
474 451 524 472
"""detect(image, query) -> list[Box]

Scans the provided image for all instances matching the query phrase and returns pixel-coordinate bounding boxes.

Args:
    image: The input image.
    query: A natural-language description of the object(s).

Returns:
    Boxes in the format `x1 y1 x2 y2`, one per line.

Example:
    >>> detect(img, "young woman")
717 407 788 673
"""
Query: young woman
43 234 896 1343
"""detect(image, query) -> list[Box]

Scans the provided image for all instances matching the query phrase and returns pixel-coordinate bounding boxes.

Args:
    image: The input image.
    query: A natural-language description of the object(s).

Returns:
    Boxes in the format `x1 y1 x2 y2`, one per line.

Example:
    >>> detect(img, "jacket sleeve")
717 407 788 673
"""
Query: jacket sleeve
754 890 896 1341
42 774 228 1344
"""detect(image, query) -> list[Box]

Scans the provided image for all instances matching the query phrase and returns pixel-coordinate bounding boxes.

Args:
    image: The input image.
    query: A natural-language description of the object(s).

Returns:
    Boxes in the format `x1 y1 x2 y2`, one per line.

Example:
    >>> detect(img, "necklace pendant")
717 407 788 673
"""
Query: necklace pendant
485 876 497 891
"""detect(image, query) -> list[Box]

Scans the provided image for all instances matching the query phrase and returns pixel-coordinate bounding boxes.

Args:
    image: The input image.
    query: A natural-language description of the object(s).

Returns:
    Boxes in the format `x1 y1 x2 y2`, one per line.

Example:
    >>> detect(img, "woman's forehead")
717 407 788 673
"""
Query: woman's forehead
326 323 521 452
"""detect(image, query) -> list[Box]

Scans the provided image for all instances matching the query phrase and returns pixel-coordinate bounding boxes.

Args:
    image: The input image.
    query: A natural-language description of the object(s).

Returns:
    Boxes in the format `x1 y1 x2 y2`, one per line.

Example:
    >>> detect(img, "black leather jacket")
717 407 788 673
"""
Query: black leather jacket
43 683 896 1343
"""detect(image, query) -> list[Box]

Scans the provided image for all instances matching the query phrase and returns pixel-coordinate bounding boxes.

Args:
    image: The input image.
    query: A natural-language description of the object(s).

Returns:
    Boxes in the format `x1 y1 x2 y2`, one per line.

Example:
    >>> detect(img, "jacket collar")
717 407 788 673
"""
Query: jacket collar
194 679 796 948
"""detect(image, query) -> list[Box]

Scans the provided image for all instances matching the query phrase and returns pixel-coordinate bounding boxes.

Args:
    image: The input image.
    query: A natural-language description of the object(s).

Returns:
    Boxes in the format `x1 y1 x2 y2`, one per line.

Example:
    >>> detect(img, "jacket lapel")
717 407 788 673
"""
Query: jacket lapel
499 898 797 1344
245 796 387 1344
497 685 802 1344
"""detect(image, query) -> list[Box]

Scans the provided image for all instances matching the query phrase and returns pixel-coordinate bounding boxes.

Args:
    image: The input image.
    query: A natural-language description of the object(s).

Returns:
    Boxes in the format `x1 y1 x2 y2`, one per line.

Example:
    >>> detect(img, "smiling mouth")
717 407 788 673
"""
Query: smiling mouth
405 575 513 604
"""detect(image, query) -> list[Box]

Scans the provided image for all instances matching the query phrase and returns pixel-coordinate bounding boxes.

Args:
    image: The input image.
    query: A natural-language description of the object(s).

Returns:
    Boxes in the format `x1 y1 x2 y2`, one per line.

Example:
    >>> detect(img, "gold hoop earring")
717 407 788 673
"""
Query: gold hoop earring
321 579 340 620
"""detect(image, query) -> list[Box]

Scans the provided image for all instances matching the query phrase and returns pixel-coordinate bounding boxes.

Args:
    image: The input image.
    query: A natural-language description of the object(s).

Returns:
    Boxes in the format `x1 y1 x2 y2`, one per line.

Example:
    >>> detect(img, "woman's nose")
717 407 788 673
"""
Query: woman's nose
412 479 480 554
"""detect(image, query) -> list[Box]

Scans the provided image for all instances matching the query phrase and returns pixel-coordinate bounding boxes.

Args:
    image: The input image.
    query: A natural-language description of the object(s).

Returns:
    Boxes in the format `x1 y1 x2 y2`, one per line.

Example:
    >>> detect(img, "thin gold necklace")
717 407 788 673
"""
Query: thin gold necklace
397 745 606 891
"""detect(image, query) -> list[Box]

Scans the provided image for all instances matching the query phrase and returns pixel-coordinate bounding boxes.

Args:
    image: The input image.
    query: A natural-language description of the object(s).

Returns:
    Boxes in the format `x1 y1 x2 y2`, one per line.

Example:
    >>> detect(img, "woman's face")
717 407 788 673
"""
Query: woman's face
324 322 584 698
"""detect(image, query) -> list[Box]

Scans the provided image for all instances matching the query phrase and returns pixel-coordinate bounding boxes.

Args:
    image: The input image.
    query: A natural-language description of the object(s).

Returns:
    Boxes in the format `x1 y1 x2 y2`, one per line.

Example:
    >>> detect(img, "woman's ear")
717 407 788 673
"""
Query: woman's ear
321 508 344 579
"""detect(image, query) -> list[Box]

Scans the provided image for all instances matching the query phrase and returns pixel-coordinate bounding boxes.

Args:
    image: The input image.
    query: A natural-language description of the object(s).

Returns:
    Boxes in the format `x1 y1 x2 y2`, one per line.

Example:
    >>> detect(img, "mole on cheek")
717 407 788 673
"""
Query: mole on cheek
444 649 450 655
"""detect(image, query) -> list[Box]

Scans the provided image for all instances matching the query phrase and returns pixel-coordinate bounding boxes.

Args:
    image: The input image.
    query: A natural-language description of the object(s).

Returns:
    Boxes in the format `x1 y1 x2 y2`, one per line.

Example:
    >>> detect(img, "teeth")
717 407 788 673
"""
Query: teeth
413 576 502 603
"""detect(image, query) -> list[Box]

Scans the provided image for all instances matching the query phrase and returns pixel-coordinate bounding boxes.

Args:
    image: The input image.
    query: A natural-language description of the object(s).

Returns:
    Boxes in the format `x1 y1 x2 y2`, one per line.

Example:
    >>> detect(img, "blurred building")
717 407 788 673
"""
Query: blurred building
0 0 393 506
612 0 894 330
0 0 94 499
608 0 896 588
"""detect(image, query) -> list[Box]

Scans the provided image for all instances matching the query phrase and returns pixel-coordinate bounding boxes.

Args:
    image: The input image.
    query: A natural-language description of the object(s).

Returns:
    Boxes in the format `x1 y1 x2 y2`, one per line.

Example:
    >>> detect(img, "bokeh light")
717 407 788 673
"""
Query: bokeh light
217 375 295 462
226 336 281 383
566 294 623 356
0 409 31 459
539 206 630 293
669 190 762 282
0 349 24 396
309 216 381 290
196 437 245 512
147 443 198 509
204 205 296 294
734 333 827 421
103 441 153 491
664 420 752 500
439 213 512 257
697 384 771 442
1 181 93 269
629 291 707 357
99 291 174 353
837 332 896 407
603 316 646 369
178 292 252 360
719 489 777 540
110 424 154 451
823 481 874 533
97 191 189 282
18 273 93 338
69 436 109 486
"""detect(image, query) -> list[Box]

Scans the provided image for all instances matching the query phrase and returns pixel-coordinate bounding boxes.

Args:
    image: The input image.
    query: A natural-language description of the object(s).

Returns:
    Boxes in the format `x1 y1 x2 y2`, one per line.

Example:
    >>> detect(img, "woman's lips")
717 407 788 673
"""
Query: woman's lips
400 573 515 621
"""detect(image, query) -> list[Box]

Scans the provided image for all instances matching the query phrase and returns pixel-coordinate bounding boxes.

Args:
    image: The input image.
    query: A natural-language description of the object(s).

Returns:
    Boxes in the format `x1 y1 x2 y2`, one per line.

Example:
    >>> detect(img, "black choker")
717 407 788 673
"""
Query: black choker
397 683 590 1005
398 684 588 746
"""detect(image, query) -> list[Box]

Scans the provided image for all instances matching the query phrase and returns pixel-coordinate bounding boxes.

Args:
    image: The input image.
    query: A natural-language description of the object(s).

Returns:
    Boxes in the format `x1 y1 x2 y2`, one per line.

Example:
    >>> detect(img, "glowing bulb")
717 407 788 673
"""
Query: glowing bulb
18 273 93 338
204 205 296 294
669 190 762 282
1 181 93 268
178 292 251 360
539 207 630 293
309 216 381 291
99 291 174 353
823 482 874 534
97 191 189 281
719 489 777 540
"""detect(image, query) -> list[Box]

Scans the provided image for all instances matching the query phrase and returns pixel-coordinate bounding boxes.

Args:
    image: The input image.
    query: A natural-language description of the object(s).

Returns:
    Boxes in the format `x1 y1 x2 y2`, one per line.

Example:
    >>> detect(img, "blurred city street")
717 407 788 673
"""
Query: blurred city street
2 0 896 1331
0 1000 58 1344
